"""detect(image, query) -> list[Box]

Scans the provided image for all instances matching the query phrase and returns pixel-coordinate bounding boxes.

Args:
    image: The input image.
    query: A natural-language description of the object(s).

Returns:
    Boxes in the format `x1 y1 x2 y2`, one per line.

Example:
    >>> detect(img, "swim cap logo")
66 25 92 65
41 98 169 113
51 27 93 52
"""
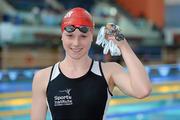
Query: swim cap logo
64 11 73 19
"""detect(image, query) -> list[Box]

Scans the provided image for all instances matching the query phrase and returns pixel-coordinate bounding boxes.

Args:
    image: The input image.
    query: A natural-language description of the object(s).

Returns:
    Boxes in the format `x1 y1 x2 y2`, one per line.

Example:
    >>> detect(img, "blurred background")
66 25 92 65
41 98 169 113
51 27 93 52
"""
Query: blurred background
0 0 180 120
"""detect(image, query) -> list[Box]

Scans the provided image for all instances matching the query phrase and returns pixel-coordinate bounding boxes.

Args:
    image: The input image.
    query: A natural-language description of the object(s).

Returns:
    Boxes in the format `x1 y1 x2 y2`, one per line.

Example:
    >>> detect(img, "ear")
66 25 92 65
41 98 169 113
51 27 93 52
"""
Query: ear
90 37 93 43
90 30 95 42
60 34 63 41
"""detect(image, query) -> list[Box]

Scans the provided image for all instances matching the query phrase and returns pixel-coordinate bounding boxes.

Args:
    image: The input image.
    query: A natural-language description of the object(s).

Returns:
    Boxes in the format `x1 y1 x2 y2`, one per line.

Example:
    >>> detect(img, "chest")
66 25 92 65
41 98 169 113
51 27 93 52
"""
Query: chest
46 73 108 108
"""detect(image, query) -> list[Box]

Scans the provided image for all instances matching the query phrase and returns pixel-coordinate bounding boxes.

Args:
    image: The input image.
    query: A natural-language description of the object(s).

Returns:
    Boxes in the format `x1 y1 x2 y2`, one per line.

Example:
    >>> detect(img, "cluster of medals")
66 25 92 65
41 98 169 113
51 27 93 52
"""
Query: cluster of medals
96 23 125 56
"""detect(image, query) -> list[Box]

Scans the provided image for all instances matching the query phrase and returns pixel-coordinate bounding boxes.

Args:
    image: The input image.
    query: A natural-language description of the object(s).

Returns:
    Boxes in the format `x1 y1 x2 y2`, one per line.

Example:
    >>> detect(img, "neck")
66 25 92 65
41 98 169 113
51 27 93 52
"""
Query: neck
61 56 92 69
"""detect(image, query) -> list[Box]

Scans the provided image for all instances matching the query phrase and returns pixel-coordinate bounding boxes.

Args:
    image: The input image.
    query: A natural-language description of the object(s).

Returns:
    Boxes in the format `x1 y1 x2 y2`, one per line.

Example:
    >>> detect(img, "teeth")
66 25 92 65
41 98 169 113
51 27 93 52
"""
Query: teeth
71 48 81 52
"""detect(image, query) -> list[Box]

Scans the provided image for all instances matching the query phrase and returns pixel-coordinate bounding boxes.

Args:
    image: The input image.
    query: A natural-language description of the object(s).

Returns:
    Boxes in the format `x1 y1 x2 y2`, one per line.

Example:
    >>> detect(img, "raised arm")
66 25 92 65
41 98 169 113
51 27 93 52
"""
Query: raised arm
31 69 50 120
109 39 151 98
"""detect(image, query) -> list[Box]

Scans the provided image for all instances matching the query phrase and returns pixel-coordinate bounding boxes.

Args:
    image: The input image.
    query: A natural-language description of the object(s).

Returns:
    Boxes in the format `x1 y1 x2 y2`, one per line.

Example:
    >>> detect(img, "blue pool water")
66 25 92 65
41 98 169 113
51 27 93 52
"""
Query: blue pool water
107 99 180 120
0 64 179 119
1 98 180 120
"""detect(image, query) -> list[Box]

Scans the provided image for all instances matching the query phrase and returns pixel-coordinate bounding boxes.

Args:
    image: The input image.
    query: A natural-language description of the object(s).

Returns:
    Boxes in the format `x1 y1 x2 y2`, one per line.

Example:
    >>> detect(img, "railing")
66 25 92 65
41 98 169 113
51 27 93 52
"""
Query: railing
0 64 179 83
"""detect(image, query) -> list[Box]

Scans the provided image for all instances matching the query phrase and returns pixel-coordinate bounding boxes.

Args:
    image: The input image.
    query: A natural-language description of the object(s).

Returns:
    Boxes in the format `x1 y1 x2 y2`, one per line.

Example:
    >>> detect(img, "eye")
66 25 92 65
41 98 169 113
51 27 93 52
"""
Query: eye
66 34 73 37
81 35 87 38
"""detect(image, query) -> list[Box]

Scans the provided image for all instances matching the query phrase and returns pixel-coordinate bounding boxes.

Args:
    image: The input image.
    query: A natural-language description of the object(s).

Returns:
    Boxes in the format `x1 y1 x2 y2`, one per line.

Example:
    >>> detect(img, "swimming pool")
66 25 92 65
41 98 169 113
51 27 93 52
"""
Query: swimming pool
0 63 179 120
107 98 180 120
0 92 180 120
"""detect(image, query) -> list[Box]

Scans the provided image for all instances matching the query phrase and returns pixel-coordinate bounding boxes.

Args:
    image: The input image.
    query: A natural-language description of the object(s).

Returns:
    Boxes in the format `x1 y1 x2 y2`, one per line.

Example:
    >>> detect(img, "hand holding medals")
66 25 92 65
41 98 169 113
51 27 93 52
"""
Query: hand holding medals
96 23 125 56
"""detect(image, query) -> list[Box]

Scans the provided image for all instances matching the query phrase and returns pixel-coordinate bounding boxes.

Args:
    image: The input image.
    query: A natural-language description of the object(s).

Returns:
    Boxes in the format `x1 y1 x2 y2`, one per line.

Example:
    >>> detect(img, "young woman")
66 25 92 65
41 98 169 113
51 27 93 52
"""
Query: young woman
31 7 151 120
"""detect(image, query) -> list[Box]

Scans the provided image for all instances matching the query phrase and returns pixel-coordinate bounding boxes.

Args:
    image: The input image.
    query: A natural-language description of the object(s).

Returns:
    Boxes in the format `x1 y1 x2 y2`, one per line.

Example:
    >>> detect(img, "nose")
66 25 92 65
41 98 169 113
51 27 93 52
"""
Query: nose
72 37 80 46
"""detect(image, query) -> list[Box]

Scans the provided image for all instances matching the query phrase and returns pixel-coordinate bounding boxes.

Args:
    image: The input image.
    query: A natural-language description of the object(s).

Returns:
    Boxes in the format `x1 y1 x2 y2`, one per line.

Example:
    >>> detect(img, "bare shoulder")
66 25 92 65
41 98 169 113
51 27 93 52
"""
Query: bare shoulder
101 62 125 80
101 62 124 72
35 66 53 79
32 66 53 91
33 66 53 80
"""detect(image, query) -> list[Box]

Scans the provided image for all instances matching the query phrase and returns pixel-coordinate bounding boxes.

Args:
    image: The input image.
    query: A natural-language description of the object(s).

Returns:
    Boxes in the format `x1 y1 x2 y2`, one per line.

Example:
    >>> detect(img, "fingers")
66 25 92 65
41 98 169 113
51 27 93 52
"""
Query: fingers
105 23 125 42
96 23 123 56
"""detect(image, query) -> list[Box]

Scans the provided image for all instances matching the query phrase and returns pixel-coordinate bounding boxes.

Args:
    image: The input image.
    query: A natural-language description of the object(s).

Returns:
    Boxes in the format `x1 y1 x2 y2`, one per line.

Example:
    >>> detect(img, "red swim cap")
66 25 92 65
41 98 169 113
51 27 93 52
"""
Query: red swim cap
61 7 94 32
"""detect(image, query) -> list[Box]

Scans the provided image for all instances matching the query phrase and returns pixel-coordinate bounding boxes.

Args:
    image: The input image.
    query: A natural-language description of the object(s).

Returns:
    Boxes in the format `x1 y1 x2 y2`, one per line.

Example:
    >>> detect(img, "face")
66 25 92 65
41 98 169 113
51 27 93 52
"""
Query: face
61 27 93 60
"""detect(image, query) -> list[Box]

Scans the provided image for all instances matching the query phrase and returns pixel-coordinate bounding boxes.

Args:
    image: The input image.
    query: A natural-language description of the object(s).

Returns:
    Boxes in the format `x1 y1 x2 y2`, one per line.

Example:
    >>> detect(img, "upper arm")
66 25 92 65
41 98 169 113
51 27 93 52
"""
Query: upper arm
31 69 50 120
106 62 134 97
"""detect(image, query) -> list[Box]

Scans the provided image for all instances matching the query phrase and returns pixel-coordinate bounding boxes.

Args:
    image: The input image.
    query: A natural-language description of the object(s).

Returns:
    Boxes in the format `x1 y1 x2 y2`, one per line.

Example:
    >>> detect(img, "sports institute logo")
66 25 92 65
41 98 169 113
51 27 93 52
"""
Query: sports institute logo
54 88 73 106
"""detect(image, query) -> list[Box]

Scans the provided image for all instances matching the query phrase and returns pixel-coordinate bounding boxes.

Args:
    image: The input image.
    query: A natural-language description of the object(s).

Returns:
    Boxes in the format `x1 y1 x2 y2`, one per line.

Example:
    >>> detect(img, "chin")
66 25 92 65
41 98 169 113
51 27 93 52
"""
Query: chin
69 53 87 60
68 54 82 60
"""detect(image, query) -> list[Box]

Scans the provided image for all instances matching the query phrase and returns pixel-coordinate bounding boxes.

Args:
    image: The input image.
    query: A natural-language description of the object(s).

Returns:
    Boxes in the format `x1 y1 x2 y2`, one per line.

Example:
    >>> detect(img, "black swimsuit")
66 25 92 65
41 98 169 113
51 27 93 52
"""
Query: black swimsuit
46 60 112 120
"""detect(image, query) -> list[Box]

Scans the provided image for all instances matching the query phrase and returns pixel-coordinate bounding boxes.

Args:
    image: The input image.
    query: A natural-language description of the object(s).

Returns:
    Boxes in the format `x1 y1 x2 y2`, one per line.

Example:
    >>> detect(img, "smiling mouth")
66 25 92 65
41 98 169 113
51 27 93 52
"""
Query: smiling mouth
71 48 82 52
